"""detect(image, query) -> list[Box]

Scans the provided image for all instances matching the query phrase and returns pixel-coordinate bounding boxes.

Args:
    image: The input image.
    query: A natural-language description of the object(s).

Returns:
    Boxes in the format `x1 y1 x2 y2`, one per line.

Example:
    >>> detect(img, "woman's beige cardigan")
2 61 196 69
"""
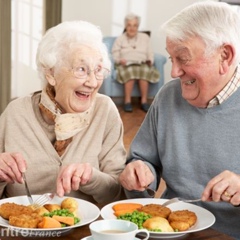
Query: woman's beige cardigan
0 92 126 204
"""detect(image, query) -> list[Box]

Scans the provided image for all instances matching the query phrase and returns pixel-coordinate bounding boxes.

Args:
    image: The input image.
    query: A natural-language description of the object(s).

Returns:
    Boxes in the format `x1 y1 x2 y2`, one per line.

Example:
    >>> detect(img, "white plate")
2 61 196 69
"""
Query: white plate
81 236 140 240
100 198 215 239
0 195 100 237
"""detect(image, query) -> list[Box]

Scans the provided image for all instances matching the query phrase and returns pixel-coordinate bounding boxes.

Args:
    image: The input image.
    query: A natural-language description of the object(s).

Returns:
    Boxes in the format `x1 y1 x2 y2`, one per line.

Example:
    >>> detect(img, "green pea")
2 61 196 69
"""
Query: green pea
117 210 152 229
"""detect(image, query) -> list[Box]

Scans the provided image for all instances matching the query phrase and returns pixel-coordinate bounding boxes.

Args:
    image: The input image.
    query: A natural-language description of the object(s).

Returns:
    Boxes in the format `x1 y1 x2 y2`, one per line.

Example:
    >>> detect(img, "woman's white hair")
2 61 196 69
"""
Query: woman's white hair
161 1 240 66
124 13 141 27
36 21 111 87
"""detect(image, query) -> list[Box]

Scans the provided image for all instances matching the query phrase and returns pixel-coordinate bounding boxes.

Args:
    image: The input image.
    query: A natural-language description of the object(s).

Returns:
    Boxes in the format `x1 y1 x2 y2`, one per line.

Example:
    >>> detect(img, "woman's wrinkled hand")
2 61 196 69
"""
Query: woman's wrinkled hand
56 163 93 197
0 152 26 184
119 160 154 192
202 170 240 206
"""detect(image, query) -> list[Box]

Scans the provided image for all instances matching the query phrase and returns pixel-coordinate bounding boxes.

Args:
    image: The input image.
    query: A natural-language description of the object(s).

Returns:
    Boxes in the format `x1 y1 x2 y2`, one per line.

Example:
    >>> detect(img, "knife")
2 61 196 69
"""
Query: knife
22 173 33 204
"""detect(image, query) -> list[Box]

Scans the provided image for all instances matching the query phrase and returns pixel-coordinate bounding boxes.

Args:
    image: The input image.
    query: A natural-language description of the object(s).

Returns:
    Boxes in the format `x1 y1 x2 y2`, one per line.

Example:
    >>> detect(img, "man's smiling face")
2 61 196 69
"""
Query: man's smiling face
166 36 225 108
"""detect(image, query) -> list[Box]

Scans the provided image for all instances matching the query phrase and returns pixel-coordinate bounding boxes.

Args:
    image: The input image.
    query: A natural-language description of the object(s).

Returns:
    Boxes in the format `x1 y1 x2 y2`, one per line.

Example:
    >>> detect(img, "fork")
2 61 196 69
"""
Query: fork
31 193 55 210
161 197 202 207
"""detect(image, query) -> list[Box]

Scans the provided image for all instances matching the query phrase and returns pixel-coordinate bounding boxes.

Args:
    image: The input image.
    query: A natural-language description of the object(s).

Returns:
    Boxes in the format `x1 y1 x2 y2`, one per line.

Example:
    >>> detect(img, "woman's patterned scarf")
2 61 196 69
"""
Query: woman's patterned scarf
39 84 93 156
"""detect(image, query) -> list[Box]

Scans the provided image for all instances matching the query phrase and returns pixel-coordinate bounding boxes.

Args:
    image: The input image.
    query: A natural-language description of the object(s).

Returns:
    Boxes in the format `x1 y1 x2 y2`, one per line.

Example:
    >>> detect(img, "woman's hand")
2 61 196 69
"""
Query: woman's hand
119 160 154 191
56 163 93 197
0 152 26 183
145 60 152 67
119 59 127 66
202 170 240 206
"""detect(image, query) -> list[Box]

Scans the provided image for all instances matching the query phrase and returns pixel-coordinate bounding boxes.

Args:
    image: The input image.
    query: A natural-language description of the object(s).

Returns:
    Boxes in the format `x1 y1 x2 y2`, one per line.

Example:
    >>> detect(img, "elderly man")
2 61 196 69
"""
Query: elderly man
119 1 240 239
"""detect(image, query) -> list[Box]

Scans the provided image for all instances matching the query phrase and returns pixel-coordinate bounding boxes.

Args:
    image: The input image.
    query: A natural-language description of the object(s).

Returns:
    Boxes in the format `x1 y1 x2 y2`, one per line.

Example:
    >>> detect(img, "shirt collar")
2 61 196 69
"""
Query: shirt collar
207 64 240 108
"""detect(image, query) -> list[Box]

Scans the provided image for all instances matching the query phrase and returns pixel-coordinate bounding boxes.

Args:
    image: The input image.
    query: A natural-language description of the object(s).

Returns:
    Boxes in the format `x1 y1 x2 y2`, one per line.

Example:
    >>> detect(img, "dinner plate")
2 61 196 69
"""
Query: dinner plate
101 198 215 239
0 195 100 237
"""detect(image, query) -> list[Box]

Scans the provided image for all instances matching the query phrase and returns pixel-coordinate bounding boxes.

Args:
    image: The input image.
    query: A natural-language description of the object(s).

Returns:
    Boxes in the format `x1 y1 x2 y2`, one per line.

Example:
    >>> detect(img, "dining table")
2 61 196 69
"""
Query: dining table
0 203 235 240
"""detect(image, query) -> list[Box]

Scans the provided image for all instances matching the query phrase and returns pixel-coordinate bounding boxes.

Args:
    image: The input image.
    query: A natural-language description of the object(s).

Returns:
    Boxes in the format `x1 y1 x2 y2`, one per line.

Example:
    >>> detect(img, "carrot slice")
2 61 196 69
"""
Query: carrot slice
112 203 143 212
38 216 62 228
52 215 75 226
114 209 137 217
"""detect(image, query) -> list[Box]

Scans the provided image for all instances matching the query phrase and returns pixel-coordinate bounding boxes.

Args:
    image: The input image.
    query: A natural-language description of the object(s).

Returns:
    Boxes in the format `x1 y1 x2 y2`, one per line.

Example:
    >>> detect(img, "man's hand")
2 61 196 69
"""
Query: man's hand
119 160 154 191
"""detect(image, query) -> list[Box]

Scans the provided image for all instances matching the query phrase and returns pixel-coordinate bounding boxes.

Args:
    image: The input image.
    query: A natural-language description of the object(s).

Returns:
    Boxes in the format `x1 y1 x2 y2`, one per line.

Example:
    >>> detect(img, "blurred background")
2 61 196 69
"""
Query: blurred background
0 0 239 113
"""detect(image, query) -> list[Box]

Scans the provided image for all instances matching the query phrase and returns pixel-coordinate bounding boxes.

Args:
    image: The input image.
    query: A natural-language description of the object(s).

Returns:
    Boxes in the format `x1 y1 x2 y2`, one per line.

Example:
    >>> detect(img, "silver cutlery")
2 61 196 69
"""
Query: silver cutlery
22 172 33 204
162 197 202 207
31 193 55 210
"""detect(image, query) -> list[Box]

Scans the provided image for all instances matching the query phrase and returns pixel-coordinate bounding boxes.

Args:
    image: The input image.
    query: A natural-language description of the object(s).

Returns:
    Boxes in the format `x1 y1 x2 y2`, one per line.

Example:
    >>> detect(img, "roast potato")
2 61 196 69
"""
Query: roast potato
143 216 174 232
61 198 78 216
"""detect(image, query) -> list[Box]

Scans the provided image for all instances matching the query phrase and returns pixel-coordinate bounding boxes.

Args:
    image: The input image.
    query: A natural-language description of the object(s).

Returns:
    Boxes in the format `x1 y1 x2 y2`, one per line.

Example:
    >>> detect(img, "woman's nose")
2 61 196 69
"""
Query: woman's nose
85 72 98 88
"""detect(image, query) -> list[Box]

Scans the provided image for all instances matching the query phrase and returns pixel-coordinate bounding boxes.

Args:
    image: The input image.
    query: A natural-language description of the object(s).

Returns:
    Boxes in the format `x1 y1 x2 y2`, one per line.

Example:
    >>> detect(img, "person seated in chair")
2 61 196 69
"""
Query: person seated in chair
112 13 160 112
0 21 126 204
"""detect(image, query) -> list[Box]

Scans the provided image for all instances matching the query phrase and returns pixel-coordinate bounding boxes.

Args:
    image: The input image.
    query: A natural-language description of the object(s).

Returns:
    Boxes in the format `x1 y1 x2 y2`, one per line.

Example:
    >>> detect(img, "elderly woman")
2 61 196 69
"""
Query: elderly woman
112 13 160 112
0 21 126 204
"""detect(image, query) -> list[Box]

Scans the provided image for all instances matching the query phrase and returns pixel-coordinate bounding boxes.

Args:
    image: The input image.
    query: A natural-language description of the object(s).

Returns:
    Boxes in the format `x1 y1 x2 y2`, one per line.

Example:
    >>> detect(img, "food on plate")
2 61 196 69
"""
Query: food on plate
0 197 80 229
112 202 143 217
112 203 143 212
61 197 78 216
168 210 197 231
0 202 33 220
114 209 138 217
9 213 43 228
30 206 49 216
43 204 61 212
143 216 174 232
117 210 151 228
42 208 80 228
138 203 171 219
116 203 198 232
38 216 62 228
52 215 75 226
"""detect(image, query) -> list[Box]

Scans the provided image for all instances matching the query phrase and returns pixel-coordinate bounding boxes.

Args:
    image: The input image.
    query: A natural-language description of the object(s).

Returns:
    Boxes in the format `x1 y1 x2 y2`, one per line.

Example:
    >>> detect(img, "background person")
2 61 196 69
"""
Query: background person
0 20 126 204
119 2 240 238
112 13 160 112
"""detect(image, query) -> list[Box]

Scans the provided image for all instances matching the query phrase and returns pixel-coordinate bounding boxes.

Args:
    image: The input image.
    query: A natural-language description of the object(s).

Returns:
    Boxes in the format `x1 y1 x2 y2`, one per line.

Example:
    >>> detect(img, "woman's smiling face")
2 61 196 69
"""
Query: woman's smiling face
166 36 225 108
47 45 104 113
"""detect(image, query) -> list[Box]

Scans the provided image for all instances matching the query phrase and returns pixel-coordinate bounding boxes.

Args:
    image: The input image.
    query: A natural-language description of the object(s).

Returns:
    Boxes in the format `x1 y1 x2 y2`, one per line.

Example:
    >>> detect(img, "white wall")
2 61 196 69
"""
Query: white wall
62 0 215 83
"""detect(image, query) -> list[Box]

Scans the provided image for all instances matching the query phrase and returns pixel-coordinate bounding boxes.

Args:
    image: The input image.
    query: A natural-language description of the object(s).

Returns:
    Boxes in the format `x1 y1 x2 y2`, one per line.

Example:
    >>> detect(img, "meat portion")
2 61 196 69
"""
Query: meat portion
138 203 171 219
168 210 197 231
9 213 43 228
0 202 33 220
0 202 42 228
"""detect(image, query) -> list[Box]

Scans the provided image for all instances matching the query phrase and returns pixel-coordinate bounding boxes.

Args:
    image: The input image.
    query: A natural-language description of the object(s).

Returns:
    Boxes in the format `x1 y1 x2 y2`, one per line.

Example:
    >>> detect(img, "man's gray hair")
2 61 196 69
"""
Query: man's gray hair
161 1 240 66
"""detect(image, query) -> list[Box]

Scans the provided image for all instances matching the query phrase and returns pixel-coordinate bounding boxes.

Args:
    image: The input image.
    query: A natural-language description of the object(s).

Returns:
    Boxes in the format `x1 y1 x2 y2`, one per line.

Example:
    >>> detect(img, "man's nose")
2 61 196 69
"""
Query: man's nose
171 62 184 78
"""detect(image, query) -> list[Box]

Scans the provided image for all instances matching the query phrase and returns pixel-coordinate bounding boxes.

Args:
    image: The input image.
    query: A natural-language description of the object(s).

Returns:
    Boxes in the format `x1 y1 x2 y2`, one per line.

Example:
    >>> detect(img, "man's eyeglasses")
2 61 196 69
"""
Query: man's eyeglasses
72 65 110 80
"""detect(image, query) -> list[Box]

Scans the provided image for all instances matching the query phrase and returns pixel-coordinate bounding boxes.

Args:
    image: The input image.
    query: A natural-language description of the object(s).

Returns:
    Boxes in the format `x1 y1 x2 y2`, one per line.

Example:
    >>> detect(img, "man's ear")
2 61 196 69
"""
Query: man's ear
219 44 234 75
45 69 56 86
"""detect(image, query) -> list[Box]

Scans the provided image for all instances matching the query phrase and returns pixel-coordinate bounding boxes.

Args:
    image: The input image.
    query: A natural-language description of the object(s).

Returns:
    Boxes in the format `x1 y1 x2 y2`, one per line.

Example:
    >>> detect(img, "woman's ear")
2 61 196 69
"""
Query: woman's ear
45 69 56 86
219 44 235 75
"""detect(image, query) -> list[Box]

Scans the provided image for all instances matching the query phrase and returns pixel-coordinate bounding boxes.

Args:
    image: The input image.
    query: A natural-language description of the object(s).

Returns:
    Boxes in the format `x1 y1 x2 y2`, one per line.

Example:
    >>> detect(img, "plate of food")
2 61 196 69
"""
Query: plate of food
0 195 100 237
100 198 215 239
